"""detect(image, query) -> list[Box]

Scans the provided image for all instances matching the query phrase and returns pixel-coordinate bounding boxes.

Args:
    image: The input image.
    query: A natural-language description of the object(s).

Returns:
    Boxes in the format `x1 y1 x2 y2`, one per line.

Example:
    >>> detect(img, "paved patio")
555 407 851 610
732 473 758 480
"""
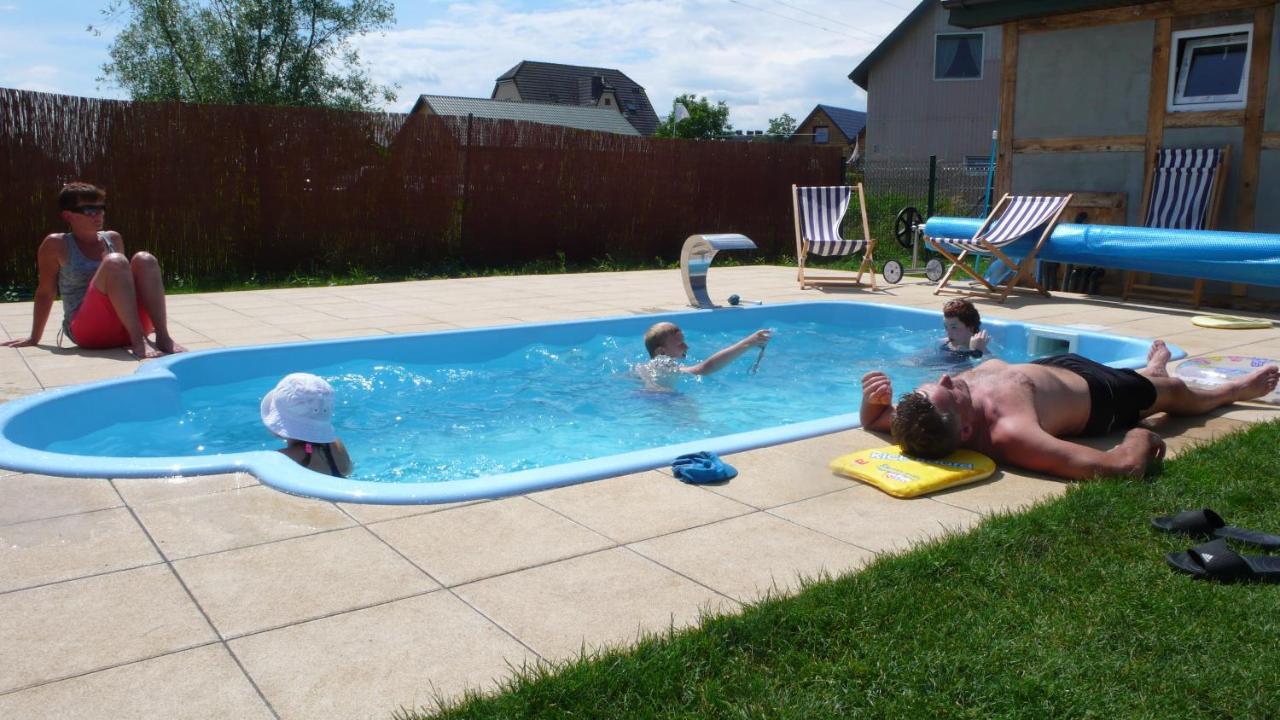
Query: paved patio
1 266 1277 719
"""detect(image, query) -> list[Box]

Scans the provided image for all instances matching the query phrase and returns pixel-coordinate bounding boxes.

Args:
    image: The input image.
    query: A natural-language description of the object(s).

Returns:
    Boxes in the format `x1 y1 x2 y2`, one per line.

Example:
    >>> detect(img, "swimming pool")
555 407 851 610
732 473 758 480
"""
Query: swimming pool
0 301 1180 504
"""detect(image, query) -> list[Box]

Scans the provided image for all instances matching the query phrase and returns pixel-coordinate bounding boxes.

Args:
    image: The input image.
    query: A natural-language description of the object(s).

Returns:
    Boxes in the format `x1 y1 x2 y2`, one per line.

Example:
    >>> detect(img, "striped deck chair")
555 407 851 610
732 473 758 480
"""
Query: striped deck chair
792 184 876 290
1124 146 1230 308
929 193 1073 303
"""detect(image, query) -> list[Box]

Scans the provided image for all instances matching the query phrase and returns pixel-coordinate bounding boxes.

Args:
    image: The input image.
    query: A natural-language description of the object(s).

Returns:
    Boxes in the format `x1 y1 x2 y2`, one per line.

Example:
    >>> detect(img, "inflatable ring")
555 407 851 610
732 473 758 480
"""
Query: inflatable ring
1175 355 1280 405
1191 314 1272 330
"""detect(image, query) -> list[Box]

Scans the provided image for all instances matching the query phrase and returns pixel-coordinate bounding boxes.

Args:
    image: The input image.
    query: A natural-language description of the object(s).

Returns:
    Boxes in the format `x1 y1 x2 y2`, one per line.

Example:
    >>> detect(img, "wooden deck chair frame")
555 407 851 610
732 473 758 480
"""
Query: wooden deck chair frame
929 193 1073 304
792 183 877 290
1123 145 1231 308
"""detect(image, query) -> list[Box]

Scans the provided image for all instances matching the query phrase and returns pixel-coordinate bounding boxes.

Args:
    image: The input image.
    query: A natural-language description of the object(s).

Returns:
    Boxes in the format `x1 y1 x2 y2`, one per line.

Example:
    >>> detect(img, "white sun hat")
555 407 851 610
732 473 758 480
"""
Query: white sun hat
260 373 337 443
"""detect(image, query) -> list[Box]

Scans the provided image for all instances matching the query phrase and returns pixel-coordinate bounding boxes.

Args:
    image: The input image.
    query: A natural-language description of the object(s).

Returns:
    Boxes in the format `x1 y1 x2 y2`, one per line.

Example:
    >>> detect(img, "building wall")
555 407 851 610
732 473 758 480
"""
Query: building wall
1259 151 1280 231
1268 9 1280 132
493 82 520 101
865 2 1002 162
794 110 854 154
1012 152 1146 224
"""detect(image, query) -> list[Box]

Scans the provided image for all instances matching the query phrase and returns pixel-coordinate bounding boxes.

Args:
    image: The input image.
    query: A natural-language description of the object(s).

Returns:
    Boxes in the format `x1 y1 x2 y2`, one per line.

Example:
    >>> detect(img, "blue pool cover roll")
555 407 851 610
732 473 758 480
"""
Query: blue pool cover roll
923 217 1280 288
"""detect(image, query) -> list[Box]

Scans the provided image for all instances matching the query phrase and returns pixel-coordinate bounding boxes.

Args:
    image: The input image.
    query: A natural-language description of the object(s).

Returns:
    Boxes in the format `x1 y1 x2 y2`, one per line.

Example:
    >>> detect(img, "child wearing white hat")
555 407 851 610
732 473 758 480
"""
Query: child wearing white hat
260 373 352 477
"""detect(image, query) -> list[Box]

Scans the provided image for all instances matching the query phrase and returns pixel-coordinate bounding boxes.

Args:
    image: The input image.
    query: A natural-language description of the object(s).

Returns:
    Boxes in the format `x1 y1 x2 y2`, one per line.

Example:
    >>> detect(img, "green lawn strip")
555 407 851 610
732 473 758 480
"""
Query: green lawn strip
409 420 1280 719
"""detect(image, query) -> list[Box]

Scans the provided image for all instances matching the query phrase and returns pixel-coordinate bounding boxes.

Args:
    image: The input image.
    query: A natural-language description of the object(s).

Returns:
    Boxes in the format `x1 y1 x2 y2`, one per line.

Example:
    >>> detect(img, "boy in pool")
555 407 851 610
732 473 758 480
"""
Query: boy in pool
939 298 990 363
260 373 353 478
642 322 772 377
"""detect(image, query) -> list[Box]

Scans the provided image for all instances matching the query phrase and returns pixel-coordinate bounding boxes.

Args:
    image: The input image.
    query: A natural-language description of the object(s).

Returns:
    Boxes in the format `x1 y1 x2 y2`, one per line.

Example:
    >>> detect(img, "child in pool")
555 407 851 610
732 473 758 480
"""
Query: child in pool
939 298 990 363
637 321 772 389
260 373 353 477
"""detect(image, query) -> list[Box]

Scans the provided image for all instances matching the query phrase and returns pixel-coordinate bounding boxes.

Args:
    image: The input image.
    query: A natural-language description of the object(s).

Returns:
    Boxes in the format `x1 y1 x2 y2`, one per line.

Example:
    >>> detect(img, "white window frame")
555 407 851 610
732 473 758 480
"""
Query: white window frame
933 32 985 81
1167 24 1253 112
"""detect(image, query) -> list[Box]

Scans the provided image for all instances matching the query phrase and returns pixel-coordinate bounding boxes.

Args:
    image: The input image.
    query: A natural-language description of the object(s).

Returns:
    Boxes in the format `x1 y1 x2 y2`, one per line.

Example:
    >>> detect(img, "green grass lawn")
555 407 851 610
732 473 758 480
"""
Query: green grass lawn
408 419 1280 719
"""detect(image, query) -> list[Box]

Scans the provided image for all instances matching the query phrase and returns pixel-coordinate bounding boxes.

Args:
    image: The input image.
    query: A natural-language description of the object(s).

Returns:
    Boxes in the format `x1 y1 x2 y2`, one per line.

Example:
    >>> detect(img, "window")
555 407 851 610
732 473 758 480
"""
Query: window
935 33 983 80
814 126 829 144
1168 24 1252 112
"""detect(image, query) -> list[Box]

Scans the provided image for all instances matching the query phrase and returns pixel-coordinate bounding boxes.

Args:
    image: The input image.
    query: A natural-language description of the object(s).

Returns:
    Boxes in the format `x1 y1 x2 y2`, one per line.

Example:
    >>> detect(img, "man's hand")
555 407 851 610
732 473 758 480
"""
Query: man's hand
1122 427 1166 477
861 371 893 405
744 329 772 347
969 329 991 353
2 337 38 348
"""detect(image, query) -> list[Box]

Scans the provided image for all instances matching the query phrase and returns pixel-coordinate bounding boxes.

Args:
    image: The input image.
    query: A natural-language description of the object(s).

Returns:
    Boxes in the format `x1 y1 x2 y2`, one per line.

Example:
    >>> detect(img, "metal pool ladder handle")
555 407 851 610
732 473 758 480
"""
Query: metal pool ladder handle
680 233 758 309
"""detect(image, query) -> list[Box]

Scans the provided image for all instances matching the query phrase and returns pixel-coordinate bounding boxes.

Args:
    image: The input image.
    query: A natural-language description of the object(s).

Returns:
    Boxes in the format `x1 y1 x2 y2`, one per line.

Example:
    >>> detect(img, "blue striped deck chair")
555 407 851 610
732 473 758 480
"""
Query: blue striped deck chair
1124 146 1230 308
792 184 877 290
930 193 1072 303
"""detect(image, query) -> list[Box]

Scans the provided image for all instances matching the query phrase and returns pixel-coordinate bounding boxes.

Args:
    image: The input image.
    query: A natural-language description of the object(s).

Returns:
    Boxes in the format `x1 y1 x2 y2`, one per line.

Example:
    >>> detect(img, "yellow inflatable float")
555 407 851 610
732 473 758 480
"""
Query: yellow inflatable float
830 445 996 499
1191 314 1272 330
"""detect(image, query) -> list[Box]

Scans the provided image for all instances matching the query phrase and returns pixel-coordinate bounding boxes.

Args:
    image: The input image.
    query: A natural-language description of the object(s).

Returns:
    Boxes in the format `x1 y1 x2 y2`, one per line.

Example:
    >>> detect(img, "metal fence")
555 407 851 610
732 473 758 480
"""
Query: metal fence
849 157 995 255
0 88 847 289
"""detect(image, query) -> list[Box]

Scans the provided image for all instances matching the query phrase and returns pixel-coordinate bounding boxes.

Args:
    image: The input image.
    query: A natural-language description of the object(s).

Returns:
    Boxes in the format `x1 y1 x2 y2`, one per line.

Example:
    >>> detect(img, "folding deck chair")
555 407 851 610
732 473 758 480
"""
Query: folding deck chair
793 184 876 290
1123 146 1230 308
929 193 1073 303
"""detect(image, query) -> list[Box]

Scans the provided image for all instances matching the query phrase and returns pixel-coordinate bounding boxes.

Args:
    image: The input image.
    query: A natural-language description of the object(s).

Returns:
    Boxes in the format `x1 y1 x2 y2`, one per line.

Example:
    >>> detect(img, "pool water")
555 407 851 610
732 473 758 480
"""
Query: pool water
48 322 1026 484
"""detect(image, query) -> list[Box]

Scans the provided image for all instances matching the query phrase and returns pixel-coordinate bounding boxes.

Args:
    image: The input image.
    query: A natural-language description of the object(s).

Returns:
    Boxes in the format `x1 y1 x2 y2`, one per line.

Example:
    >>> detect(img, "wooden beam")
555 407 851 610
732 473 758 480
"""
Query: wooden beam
1013 136 1146 153
997 22 1018 196
1163 110 1246 128
1140 17 1171 228
1018 0 1271 34
1263 132 1280 150
1238 3 1273 230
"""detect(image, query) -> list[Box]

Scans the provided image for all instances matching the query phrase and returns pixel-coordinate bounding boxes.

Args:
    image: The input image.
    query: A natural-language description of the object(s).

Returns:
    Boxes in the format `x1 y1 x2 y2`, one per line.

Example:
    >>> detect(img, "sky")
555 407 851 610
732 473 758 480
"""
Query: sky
0 0 915 129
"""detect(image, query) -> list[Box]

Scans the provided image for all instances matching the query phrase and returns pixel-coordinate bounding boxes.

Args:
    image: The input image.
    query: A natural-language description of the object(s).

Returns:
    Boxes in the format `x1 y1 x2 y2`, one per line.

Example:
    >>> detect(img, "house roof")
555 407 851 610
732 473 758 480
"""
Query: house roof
940 0 1156 28
814 105 867 140
849 0 937 90
493 60 661 135
410 95 641 136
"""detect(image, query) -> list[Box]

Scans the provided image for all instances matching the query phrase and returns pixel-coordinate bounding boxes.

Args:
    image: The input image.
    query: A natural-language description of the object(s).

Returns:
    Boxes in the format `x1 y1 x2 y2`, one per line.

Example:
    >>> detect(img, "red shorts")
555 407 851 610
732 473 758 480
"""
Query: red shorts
69 286 154 349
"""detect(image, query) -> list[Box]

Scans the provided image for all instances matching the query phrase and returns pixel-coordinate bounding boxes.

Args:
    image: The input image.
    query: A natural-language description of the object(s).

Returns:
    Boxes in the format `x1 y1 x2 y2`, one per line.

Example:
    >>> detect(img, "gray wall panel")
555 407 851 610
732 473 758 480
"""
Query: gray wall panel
1267 8 1279 132
1015 22 1153 138
1162 127 1246 230
1011 152 1146 224
1257 150 1280 232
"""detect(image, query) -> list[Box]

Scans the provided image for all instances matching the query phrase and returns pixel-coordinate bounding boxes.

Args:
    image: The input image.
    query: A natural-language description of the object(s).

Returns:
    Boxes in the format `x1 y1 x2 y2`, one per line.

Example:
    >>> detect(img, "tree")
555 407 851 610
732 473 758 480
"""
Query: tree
96 0 397 110
654 94 733 140
766 112 797 142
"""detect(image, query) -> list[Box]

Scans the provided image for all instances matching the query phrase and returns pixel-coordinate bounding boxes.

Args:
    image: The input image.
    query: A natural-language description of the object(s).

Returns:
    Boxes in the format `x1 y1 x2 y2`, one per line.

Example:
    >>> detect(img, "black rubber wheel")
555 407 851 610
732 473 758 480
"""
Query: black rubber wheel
882 260 904 284
925 258 946 283
894 206 924 250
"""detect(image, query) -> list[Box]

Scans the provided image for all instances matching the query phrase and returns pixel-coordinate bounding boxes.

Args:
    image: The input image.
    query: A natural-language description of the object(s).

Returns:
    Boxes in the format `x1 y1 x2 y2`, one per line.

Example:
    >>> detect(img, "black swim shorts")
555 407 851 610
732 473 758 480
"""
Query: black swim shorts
1031 353 1157 436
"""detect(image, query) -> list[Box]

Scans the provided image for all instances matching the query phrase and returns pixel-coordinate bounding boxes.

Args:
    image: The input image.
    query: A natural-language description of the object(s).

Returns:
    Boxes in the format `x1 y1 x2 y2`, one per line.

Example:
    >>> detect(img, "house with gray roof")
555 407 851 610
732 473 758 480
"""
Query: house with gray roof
491 60 660 136
791 104 867 159
409 94 641 136
849 0 1002 164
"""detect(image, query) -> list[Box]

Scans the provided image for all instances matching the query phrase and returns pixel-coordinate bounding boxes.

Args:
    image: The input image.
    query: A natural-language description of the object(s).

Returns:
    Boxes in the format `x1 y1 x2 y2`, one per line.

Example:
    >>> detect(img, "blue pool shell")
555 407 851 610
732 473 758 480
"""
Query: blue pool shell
0 301 1182 504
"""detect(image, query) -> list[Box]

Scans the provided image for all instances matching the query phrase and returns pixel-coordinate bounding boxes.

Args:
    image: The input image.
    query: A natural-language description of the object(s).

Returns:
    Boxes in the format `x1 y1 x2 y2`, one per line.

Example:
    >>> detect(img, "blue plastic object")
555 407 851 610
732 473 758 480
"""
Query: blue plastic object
924 218 1280 288
672 451 737 484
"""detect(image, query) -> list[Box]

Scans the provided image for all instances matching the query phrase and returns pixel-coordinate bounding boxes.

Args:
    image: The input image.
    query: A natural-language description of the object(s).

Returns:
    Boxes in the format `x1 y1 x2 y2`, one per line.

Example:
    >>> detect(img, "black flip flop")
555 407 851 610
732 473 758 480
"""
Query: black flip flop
1165 539 1280 583
1151 508 1280 551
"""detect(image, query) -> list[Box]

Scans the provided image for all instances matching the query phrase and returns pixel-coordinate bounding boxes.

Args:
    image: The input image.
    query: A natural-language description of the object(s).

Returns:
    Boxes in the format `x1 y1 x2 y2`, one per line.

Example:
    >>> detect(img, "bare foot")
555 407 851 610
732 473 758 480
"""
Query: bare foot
155 334 187 354
1144 340 1172 377
1231 365 1280 402
129 341 164 360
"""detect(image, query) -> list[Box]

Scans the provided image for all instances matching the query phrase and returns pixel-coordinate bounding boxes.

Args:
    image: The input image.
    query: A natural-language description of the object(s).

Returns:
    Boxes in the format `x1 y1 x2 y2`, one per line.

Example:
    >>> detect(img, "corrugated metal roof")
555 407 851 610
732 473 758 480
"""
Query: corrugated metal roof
492 60 661 136
413 95 641 136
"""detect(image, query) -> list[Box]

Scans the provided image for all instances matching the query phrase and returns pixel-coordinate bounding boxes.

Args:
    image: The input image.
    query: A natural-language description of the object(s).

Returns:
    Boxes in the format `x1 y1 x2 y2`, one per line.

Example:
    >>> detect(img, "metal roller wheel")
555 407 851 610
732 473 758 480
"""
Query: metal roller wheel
893 206 924 250
925 258 946 283
882 259 904 284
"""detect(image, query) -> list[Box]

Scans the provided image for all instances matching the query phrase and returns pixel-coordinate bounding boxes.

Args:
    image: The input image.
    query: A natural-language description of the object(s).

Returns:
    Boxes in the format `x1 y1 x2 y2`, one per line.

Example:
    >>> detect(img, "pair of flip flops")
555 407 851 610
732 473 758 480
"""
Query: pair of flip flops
671 451 738 485
1155 509 1280 583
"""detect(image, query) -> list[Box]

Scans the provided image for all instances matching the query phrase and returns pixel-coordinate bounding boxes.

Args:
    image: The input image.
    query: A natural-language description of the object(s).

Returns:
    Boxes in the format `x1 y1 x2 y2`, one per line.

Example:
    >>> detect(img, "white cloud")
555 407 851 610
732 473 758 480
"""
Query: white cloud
354 0 903 128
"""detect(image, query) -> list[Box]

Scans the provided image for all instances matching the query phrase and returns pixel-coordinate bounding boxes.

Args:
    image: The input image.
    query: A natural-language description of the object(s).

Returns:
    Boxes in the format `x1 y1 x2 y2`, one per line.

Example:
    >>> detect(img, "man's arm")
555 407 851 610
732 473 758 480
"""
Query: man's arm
3 235 62 348
859 371 894 432
683 329 771 376
992 423 1165 480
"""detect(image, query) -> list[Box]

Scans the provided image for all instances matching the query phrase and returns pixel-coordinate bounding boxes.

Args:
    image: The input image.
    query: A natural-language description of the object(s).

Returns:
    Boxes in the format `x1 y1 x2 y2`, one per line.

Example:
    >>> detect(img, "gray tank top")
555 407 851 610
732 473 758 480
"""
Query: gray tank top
58 232 115 334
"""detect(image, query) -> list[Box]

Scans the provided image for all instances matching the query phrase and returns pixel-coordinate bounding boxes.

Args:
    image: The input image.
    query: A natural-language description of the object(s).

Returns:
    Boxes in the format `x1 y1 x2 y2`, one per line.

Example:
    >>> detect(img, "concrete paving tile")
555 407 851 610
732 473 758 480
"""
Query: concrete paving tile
928 471 1069 516
174 527 437 638
0 507 161 593
337 498 482 524
230 592 533 720
0 644 272 720
112 472 260 506
455 547 735 662
630 512 874 603
531 471 755 544
371 496 614 586
699 445 853 509
771 485 981 554
0 565 215 692
132 485 353 559
35 362 138 387
0 474 121 526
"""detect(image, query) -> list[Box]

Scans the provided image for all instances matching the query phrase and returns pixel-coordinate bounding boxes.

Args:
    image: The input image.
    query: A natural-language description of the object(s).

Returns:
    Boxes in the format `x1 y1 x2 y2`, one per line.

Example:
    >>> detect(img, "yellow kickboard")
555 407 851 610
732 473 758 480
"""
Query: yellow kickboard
1191 314 1272 330
830 445 996 499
